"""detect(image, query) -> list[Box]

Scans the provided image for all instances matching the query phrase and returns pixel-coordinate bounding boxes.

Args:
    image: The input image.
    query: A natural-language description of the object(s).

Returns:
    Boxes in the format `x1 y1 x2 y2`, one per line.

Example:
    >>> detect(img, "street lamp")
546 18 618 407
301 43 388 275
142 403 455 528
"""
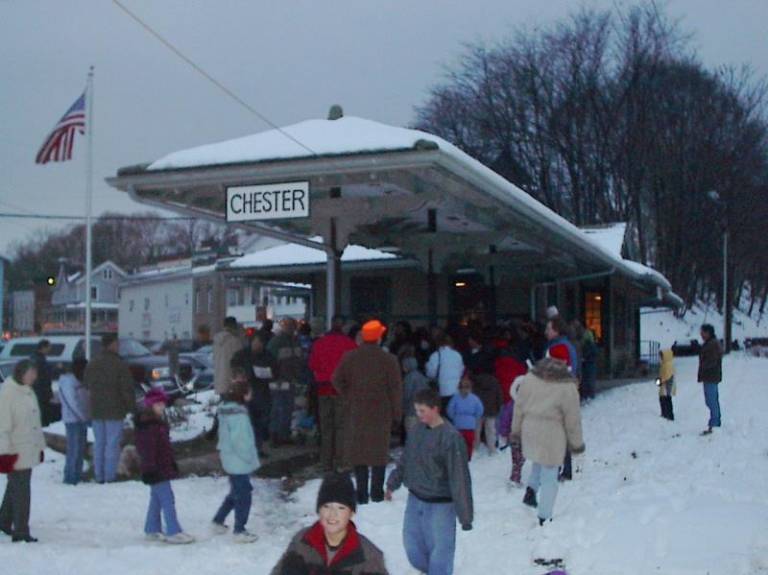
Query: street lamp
706 190 729 352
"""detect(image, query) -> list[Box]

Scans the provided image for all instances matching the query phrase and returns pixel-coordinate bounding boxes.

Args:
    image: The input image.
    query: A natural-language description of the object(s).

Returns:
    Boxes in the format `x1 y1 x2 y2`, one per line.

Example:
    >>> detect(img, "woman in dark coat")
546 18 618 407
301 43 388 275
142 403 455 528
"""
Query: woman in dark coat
271 474 388 575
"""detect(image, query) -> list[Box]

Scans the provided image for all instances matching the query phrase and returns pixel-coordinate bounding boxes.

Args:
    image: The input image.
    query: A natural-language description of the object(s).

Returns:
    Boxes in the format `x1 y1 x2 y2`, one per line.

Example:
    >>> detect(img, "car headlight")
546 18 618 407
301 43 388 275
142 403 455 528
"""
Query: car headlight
151 367 170 380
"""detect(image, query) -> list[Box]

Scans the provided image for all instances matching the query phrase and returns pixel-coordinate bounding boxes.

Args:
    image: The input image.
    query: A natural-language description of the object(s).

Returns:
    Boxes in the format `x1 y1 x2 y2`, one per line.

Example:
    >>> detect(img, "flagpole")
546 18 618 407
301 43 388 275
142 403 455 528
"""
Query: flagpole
85 66 94 360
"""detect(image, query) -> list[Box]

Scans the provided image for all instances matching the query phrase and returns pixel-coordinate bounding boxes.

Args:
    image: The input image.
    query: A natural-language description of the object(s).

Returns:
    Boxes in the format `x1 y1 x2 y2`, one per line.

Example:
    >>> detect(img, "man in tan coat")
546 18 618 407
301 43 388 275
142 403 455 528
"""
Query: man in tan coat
333 320 402 504
214 317 245 395
511 357 584 524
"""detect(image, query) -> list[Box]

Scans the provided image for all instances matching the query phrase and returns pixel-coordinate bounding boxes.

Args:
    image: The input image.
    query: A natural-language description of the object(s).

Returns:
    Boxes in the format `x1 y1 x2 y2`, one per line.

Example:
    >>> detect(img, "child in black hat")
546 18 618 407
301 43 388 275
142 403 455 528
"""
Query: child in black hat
270 474 389 574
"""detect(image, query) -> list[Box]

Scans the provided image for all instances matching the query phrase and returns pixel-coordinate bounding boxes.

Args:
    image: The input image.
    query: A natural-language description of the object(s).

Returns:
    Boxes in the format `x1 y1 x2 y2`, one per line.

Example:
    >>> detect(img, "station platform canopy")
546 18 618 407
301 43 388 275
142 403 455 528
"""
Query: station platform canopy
107 111 683 314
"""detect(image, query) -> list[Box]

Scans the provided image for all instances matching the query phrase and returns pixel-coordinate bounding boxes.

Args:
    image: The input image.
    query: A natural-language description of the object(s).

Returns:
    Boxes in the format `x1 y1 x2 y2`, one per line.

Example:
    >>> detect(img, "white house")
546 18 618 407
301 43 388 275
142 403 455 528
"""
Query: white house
119 260 195 343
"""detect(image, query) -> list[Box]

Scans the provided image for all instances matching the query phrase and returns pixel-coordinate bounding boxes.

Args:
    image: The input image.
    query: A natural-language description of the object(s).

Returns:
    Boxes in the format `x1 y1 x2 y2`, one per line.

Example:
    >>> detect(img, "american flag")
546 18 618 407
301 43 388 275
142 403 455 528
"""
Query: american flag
35 92 86 164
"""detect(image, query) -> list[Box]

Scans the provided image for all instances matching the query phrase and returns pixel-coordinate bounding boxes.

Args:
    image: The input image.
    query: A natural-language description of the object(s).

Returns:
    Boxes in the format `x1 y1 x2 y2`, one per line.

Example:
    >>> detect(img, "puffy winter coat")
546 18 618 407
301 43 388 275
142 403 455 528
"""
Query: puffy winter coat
135 413 178 484
309 330 357 395
58 373 91 423
84 350 136 421
495 350 527 403
217 401 260 475
333 344 402 467
447 392 484 431
511 358 584 467
271 521 388 575
0 378 46 471
214 328 245 394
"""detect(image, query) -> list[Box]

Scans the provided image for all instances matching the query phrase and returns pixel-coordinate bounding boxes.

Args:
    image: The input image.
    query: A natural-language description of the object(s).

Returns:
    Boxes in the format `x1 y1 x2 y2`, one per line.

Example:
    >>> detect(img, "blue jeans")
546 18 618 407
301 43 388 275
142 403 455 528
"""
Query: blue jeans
269 387 294 441
403 493 457 575
145 481 182 536
213 475 253 533
703 383 721 428
63 422 88 485
527 463 560 521
92 419 123 483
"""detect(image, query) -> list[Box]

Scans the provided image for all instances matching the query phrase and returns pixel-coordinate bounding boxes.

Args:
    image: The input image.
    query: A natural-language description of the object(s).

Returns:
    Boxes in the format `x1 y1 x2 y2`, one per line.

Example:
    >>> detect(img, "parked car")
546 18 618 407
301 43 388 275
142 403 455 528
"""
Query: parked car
671 339 702 357
0 359 17 388
180 354 214 392
0 335 197 402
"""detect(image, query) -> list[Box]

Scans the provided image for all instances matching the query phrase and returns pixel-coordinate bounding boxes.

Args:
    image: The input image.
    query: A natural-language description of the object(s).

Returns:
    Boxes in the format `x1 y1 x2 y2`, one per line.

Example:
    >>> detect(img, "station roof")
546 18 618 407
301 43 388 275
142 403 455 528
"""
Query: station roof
107 115 682 307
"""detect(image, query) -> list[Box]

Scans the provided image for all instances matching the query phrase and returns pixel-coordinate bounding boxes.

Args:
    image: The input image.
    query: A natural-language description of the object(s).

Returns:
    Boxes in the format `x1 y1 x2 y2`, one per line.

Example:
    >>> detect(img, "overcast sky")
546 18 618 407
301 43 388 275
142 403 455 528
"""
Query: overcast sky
1 0 766 255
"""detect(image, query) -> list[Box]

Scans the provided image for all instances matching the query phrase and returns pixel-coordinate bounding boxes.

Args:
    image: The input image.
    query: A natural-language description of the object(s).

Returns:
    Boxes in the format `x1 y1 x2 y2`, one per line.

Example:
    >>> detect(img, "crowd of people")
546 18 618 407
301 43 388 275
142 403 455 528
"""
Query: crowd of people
0 310 724 575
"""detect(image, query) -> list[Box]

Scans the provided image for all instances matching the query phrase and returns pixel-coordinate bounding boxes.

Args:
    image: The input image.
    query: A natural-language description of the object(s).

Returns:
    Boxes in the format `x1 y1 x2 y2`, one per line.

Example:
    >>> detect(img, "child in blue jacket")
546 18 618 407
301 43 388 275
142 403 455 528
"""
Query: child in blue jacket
447 372 484 460
212 369 261 543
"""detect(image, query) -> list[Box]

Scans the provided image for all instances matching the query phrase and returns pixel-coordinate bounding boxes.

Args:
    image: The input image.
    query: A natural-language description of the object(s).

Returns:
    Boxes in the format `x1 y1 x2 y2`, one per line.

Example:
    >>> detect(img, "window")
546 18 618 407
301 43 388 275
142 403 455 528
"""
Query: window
584 291 604 343
227 287 240 306
195 289 202 313
165 294 170 307
185 292 189 306
91 286 98 301
144 297 150 311
129 300 134 312
351 277 391 318
103 268 113 280
207 287 214 313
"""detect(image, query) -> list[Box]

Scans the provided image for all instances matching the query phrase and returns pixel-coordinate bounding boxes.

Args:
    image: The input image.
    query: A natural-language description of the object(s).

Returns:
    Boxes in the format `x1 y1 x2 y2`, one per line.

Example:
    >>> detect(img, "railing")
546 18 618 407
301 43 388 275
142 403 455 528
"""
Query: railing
640 340 661 368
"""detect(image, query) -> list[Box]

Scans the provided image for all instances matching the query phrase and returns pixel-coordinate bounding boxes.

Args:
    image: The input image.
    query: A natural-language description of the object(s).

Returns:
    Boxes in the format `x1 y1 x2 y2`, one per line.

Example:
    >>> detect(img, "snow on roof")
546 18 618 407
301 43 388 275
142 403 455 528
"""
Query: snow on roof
143 115 679 304
229 237 397 269
148 116 436 171
580 223 627 258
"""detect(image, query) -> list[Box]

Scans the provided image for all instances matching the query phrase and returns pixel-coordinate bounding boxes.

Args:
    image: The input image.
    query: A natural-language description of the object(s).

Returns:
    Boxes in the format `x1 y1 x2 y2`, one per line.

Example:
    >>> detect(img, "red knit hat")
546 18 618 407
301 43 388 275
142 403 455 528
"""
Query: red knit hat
548 344 570 365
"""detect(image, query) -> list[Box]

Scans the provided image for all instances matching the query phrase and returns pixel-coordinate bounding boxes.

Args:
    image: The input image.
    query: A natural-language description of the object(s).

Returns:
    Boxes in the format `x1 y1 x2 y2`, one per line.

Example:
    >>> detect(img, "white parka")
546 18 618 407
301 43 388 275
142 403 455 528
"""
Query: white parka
0 378 46 471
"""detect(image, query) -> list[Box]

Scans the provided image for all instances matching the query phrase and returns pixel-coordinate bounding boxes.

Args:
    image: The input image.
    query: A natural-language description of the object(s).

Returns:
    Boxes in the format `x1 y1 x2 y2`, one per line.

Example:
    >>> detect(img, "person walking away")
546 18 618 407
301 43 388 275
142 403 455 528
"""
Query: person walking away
658 349 676 421
545 318 579 481
212 371 260 543
85 333 135 483
698 324 723 435
386 388 473 575
426 334 464 417
309 315 357 471
135 388 194 544
59 358 90 485
333 320 402 504
511 357 584 525
271 473 389 574
214 317 245 396
231 333 275 458
402 356 430 437
258 318 275 347
31 339 55 426
494 337 528 404
447 375 484 461
266 318 305 446
0 360 46 542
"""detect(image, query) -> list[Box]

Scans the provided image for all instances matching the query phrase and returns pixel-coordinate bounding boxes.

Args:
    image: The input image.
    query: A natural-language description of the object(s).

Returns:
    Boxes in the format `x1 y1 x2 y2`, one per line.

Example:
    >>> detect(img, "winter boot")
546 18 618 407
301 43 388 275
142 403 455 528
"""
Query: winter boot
523 487 538 508
12 535 38 543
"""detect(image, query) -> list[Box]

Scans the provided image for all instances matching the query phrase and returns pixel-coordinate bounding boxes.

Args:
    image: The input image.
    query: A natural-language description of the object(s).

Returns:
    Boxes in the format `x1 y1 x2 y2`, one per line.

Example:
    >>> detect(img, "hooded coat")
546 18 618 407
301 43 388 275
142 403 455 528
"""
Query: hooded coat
511 358 584 467
0 378 46 471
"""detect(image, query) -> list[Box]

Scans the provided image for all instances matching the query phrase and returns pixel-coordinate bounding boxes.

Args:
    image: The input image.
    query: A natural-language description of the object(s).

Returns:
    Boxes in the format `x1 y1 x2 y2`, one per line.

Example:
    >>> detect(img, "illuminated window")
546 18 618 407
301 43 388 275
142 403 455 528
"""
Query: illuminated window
584 291 603 343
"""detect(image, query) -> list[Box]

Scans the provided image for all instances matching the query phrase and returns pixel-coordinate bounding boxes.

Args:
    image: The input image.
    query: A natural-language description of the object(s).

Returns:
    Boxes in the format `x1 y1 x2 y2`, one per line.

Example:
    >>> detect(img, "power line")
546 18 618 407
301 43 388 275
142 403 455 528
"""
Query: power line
0 212 198 221
111 0 323 158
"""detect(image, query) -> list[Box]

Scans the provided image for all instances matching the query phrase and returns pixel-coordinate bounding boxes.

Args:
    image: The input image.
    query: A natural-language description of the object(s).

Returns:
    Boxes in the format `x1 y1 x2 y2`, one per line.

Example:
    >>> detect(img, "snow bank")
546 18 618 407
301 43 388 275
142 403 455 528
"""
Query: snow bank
8 356 768 574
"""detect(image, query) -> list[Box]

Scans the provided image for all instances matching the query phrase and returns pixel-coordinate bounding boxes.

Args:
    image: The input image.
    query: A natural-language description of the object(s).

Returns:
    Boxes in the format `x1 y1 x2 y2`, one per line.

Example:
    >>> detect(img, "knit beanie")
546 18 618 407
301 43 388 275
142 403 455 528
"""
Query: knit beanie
143 388 169 408
316 473 357 513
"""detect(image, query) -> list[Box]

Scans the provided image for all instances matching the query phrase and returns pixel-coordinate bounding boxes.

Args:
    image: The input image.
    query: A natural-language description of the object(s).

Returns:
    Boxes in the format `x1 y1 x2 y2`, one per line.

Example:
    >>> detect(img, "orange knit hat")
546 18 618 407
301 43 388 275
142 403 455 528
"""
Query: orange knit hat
361 320 387 342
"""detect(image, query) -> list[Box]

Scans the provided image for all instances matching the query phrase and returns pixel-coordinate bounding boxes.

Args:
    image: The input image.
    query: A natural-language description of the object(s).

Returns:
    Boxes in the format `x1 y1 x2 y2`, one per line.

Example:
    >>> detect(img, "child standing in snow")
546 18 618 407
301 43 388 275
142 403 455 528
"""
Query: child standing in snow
134 388 194 544
657 349 676 421
447 373 484 460
212 370 260 543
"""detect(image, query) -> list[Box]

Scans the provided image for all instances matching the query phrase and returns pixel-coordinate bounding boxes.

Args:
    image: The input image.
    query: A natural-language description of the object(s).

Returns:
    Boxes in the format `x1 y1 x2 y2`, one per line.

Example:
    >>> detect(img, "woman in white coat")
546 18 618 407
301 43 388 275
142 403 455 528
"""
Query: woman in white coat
0 359 46 542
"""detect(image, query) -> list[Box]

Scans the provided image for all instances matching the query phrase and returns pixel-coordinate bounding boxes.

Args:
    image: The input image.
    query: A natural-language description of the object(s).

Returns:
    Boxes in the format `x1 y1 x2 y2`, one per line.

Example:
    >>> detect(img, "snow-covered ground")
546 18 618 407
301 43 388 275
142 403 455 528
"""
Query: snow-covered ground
4 354 768 574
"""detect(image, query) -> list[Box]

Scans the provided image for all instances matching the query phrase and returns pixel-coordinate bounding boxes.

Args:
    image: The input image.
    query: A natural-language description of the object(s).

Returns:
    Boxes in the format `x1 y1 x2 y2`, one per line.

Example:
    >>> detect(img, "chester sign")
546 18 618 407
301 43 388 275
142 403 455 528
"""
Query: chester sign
226 181 310 222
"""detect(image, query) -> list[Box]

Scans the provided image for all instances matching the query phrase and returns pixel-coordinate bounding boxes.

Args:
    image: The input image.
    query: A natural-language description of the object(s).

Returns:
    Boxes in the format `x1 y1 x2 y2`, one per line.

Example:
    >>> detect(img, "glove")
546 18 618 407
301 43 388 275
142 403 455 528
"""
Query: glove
462 524 473 532
141 471 163 485
0 454 19 474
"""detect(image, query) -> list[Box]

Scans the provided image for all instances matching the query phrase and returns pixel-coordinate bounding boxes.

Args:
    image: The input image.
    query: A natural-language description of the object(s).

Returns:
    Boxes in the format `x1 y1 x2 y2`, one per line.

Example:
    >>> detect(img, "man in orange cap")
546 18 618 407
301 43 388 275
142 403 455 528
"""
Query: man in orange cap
333 319 402 504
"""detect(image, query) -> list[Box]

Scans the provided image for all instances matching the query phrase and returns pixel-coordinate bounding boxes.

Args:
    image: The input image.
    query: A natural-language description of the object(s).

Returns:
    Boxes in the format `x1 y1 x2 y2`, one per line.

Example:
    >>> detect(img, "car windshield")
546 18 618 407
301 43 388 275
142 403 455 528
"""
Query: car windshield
0 362 15 380
119 339 152 358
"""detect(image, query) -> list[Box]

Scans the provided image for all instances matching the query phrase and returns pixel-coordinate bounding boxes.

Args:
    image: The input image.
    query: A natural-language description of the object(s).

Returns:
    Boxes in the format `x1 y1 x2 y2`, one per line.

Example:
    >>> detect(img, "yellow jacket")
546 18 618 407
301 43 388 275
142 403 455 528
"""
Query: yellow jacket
658 349 676 397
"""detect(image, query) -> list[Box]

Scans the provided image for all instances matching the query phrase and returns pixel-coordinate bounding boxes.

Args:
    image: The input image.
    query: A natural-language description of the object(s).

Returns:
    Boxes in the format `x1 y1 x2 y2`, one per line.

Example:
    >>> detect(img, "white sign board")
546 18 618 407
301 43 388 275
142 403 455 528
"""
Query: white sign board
226 181 310 222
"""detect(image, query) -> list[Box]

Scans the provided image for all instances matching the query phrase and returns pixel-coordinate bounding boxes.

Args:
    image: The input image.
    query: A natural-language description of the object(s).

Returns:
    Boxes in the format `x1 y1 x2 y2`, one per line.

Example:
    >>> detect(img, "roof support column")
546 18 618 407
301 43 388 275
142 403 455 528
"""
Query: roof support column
325 187 343 330
427 208 438 326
